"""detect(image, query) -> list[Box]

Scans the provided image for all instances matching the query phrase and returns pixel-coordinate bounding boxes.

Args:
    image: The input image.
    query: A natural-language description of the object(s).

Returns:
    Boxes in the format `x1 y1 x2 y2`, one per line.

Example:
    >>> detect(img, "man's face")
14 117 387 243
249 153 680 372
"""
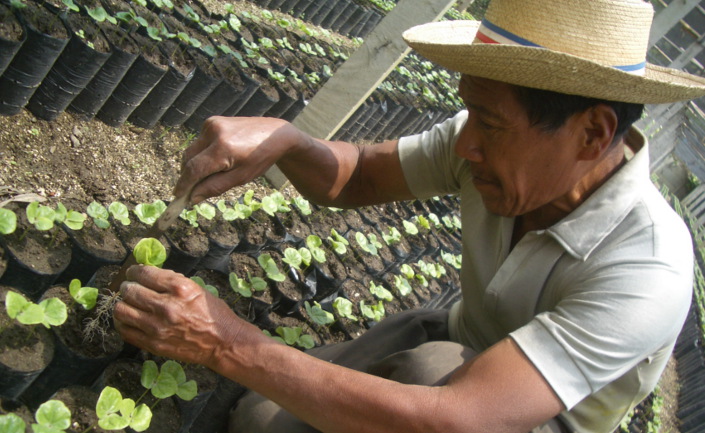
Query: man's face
455 75 587 218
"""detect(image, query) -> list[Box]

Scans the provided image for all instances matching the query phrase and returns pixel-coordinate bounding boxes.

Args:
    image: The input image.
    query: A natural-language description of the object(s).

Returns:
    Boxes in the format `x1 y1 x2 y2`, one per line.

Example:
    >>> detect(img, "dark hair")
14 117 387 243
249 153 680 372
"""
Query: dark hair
512 86 644 143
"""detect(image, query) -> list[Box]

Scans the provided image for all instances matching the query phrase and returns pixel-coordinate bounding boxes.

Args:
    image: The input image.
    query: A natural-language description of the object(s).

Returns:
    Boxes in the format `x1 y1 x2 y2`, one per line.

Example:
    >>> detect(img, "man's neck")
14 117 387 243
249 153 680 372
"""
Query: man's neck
511 141 628 249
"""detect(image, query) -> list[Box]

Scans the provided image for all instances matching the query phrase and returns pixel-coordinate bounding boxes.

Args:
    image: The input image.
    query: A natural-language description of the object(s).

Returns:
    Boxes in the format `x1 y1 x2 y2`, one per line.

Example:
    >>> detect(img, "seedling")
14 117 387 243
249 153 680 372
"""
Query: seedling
369 281 393 302
140 359 198 401
441 251 462 270
87 201 111 229
360 300 385 322
33 400 72 433
69 278 98 310
304 301 334 327
216 199 251 221
305 235 326 263
416 260 446 279
109 202 131 226
402 220 419 235
415 215 431 231
133 238 167 268
95 386 152 432
354 231 382 256
257 253 286 282
264 326 315 349
292 196 312 216
0 413 25 433
5 291 67 330
0 207 17 234
62 0 79 12
283 247 311 271
86 6 118 24
229 271 267 298
393 275 412 296
327 229 349 255
381 226 402 245
133 200 166 226
333 297 357 321
243 190 262 212
190 276 218 297
427 213 442 229
179 208 199 227
399 264 415 280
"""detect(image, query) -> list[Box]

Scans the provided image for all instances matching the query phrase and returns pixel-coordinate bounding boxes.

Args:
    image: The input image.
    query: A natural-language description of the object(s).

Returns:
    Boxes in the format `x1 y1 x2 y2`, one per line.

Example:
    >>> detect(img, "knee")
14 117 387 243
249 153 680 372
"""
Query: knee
368 341 477 386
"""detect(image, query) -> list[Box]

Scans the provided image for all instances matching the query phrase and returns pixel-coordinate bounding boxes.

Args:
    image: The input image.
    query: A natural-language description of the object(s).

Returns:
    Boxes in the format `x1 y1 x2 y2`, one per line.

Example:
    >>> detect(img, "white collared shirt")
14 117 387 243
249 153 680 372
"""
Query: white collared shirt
398 111 693 433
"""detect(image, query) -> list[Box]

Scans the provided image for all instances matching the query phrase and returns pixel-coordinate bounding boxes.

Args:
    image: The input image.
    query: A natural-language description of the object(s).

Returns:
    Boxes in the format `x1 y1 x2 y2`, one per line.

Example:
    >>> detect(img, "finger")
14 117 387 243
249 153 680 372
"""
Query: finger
125 265 182 294
174 141 234 201
113 297 155 332
119 280 162 313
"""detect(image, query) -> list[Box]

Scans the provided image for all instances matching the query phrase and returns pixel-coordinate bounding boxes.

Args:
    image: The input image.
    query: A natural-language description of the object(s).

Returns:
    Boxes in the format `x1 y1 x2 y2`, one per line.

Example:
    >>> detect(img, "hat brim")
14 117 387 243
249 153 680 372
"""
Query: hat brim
403 21 705 104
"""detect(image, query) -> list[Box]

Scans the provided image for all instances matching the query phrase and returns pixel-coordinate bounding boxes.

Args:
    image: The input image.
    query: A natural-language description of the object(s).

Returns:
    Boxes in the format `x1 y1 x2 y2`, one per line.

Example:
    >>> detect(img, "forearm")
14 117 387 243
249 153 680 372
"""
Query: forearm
211 320 450 433
276 132 365 208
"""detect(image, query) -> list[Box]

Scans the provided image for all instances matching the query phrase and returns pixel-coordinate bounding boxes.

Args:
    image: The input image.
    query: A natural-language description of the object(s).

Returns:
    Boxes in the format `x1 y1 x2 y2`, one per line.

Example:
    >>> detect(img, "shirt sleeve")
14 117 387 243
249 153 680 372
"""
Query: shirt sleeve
398 110 469 199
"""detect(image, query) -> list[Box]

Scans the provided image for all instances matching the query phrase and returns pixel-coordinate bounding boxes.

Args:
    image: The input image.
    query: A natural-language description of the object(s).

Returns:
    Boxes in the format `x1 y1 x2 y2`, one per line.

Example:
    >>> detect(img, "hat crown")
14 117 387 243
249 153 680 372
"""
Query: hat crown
483 0 653 70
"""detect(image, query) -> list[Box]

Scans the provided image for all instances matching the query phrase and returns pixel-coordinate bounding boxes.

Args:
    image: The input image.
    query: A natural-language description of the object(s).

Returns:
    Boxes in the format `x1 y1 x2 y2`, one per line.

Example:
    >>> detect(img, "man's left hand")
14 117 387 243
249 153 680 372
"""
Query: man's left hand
113 265 243 368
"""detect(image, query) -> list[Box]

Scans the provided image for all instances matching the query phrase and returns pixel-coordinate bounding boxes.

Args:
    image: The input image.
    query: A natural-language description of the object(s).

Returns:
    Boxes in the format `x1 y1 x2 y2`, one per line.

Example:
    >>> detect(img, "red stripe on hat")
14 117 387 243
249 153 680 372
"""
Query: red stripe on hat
476 32 498 44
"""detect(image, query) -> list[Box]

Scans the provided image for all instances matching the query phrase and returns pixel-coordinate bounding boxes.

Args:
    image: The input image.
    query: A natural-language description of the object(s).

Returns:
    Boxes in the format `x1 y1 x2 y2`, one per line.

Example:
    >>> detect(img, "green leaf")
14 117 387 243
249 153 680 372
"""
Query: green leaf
333 297 356 320
402 220 419 235
34 400 71 430
39 298 67 328
133 238 167 268
276 326 301 346
68 278 97 309
229 273 252 297
257 254 286 282
64 210 87 230
151 371 178 399
87 201 109 220
176 380 198 401
5 291 28 319
98 413 130 430
161 360 186 384
305 235 326 263
293 196 311 215
382 227 401 245
399 264 414 279
250 276 267 292
298 248 312 267
140 360 159 390
118 398 135 417
195 203 216 220
0 208 17 234
17 303 44 326
393 275 412 296
261 196 278 216
369 281 393 302
129 404 152 432
304 301 334 326
282 247 302 270
0 413 26 433
360 300 385 322
108 202 131 225
296 334 315 349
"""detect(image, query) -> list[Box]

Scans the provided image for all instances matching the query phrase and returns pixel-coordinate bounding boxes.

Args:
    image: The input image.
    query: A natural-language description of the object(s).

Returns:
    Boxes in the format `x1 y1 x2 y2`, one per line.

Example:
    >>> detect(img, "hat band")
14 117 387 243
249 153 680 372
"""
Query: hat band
476 19 646 76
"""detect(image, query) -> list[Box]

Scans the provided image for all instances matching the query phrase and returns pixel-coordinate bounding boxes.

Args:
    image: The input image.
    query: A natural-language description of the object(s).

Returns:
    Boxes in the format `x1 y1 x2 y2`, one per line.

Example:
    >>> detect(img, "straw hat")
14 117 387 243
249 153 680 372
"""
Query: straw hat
402 0 705 104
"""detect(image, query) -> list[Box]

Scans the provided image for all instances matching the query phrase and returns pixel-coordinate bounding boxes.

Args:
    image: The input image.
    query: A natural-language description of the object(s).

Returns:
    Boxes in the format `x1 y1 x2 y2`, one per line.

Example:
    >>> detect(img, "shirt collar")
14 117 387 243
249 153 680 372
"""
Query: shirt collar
544 128 649 260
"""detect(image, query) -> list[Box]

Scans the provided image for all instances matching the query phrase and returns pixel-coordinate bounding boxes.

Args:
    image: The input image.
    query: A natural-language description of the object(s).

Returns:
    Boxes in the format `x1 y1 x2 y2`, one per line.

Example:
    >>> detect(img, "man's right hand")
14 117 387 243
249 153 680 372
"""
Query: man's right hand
173 116 306 204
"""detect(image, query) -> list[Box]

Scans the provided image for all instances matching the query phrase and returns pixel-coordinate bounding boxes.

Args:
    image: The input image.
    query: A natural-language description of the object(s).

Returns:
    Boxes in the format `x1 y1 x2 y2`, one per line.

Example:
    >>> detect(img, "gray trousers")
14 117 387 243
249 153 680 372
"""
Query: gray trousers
229 309 569 433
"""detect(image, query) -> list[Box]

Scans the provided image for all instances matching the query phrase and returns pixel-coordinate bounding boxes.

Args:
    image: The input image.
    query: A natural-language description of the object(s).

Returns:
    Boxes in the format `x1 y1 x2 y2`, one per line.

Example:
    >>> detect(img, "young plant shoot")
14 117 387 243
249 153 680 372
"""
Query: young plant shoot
305 235 326 263
327 229 348 255
258 253 286 282
360 300 385 322
95 386 152 432
87 201 111 229
229 271 267 298
0 207 17 235
304 301 334 327
5 291 68 330
108 202 131 226
369 281 394 302
69 278 99 310
133 238 167 268
333 297 357 321
140 360 198 401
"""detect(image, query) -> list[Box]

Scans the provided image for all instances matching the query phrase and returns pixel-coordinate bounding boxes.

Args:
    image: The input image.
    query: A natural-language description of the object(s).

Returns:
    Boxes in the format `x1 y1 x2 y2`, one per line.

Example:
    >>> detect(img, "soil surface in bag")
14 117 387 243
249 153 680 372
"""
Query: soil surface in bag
43 283 123 359
0 286 55 373
1 202 72 277
0 3 25 74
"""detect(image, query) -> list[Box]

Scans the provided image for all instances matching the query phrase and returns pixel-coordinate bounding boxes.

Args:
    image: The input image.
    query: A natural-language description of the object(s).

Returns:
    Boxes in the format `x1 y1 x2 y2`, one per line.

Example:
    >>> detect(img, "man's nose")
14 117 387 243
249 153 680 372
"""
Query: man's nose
455 132 484 163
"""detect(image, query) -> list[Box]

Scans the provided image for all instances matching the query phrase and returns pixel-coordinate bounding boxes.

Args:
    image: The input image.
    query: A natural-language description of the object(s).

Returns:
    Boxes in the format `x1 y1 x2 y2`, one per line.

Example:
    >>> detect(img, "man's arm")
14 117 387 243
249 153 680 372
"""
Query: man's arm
173 116 414 207
114 266 565 433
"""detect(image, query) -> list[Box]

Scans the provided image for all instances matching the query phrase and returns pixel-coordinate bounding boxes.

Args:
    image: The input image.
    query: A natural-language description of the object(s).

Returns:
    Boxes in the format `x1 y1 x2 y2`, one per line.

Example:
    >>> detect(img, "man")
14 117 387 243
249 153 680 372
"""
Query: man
113 0 705 432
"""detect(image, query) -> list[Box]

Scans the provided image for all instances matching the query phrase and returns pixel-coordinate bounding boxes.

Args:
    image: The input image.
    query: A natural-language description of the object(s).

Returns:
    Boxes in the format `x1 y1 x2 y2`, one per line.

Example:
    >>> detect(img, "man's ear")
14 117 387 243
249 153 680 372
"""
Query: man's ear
577 104 618 161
